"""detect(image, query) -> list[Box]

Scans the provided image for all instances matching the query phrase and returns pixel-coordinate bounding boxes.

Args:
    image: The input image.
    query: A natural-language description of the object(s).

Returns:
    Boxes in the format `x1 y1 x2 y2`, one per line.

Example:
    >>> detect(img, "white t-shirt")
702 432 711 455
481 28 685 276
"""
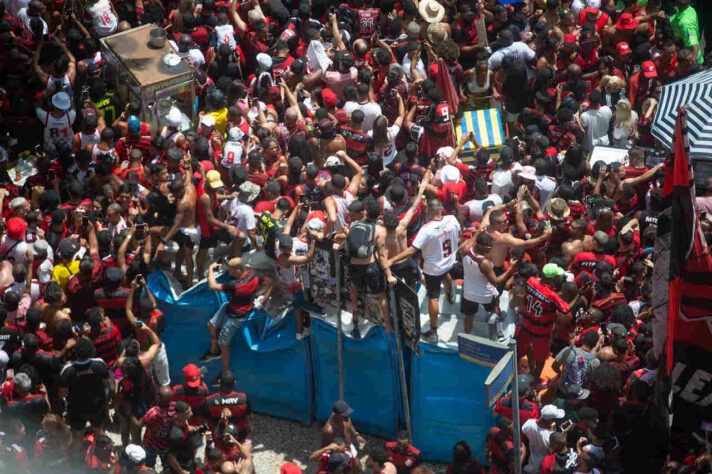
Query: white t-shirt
343 100 382 132
412 215 460 276
367 124 400 166
535 176 557 208
464 194 503 222
223 198 256 235
402 55 425 82
85 0 118 37
491 163 523 198
107 216 127 238
522 419 553 472
580 106 612 152
0 236 29 265
220 140 244 168
17 8 47 40
612 111 639 150
487 41 536 70
169 41 206 68
215 24 237 51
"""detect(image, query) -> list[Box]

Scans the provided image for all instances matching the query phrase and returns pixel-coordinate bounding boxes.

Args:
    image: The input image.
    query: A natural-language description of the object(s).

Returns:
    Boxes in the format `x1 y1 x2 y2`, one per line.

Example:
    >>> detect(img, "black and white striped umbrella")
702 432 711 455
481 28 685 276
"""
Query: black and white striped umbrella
652 68 712 160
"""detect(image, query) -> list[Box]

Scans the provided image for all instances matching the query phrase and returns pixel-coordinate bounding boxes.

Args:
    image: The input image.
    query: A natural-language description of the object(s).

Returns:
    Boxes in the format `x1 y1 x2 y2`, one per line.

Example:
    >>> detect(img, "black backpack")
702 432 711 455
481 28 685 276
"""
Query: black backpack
346 220 375 259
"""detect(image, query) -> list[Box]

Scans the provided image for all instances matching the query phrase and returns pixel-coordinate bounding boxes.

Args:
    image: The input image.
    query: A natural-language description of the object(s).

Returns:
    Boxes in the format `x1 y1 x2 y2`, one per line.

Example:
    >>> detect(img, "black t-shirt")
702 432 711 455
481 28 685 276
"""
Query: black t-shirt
168 425 202 471
11 350 61 390
0 323 21 355
59 358 109 410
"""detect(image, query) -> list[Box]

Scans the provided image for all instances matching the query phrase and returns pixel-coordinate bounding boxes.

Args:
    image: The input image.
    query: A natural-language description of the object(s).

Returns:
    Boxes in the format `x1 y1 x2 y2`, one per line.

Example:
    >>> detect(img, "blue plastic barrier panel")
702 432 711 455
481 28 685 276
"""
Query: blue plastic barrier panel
147 272 313 423
230 311 313 424
411 343 496 462
147 272 225 384
311 318 400 438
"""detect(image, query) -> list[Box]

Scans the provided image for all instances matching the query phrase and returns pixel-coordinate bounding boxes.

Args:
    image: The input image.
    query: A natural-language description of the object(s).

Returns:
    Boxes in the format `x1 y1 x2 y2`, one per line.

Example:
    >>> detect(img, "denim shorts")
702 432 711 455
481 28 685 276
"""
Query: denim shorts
210 303 247 346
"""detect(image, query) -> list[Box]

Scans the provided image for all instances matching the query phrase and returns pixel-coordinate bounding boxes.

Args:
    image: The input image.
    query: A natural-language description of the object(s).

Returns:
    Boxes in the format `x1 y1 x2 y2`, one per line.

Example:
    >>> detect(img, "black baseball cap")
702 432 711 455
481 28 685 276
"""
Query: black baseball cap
327 452 350 473
333 400 353 417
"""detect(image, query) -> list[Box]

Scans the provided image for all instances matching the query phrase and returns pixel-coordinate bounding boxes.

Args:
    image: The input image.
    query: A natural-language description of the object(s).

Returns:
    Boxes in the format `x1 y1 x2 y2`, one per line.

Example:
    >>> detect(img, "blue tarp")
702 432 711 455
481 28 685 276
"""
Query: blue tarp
410 343 495 463
146 272 313 423
311 318 400 438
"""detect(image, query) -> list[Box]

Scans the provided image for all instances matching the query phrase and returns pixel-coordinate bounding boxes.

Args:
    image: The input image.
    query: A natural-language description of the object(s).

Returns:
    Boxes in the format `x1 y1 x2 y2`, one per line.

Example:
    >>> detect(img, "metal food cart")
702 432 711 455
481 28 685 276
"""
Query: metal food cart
100 24 196 132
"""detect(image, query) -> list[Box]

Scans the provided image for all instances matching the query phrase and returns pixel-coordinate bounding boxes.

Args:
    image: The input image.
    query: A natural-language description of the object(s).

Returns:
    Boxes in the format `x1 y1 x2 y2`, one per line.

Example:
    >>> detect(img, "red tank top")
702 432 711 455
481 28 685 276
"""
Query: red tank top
196 180 218 238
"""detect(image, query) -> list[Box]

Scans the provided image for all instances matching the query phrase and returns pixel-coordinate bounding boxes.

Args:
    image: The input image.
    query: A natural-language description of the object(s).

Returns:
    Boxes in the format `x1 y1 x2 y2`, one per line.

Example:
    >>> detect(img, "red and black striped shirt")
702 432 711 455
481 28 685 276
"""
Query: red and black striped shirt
116 135 152 163
88 323 121 368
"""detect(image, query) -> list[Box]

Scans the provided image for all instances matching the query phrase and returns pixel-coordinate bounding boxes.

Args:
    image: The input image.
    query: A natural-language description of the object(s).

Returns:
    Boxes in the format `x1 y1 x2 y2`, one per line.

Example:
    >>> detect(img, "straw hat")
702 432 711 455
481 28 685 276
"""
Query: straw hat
427 22 448 43
419 0 445 23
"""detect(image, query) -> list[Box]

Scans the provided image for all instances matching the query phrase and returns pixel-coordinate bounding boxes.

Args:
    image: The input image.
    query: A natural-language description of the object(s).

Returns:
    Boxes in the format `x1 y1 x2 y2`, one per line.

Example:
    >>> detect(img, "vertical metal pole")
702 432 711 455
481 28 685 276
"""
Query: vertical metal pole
390 286 412 436
510 340 522 474
335 250 344 400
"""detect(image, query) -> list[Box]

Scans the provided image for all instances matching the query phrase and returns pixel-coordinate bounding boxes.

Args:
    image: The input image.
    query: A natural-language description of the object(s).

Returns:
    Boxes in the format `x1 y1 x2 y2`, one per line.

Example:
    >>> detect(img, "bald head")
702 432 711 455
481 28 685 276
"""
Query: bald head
353 39 368 57
567 63 582 79
158 386 173 405
285 107 298 125
222 461 237 473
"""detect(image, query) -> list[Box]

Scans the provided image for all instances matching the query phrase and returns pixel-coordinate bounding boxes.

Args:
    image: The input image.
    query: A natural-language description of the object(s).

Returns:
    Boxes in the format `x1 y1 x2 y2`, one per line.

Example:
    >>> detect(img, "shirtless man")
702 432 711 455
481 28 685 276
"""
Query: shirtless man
385 170 431 289
480 204 552 278
346 199 396 336
309 118 346 167
321 400 366 449
367 447 398 474
162 157 198 286
324 151 362 242
594 162 663 202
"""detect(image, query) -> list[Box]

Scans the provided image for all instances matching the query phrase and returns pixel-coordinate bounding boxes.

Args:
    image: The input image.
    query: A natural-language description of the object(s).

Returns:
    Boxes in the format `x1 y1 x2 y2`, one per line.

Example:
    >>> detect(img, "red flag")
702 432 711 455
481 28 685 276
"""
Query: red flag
653 108 712 428
435 58 459 116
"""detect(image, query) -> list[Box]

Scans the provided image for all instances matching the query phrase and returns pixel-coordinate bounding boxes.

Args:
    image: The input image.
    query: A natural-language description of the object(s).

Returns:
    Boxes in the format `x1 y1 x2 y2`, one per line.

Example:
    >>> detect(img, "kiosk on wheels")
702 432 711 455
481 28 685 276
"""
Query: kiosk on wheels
100 24 196 132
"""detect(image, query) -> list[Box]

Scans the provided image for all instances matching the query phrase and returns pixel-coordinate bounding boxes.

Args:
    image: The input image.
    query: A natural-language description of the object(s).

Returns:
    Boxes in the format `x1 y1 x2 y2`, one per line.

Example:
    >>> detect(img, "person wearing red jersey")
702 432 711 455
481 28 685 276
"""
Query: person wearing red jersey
569 231 617 276
517 263 571 380
384 431 421 474
200 370 252 441
173 364 210 424
140 386 176 470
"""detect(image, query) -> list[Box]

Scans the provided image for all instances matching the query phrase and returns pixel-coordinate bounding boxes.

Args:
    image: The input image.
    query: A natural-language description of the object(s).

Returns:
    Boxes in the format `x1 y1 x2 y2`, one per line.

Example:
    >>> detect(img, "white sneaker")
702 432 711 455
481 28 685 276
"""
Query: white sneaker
296 328 311 340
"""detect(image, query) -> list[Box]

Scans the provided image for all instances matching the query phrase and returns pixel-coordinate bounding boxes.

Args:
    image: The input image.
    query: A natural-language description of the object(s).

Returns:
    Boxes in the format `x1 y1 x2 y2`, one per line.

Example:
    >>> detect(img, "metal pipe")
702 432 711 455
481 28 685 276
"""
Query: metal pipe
390 285 412 435
335 249 344 400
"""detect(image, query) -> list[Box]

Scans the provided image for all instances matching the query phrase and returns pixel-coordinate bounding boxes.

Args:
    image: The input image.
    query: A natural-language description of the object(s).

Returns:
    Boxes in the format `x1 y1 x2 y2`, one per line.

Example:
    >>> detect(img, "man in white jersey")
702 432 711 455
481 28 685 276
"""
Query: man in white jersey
218 127 244 184
36 92 76 153
215 12 237 51
222 181 259 253
462 232 518 340
391 198 460 343
84 0 118 37
324 151 362 241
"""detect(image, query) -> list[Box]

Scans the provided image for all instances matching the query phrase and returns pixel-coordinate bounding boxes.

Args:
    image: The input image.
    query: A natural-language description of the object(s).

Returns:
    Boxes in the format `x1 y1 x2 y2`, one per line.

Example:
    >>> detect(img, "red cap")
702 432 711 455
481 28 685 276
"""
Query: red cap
183 364 201 387
641 60 658 78
545 147 558 157
429 63 439 79
615 12 639 30
280 463 303 474
321 88 338 108
334 109 349 123
563 34 577 47
616 42 631 55
583 6 598 15
6 217 26 241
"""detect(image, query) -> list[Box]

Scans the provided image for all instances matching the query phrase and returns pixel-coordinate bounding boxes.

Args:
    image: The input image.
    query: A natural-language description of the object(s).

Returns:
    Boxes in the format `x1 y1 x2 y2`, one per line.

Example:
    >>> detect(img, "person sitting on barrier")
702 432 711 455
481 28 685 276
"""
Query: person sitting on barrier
259 228 320 340
345 199 396 339
321 400 366 452
385 431 421 474
391 198 461 344
461 232 519 340
201 259 267 374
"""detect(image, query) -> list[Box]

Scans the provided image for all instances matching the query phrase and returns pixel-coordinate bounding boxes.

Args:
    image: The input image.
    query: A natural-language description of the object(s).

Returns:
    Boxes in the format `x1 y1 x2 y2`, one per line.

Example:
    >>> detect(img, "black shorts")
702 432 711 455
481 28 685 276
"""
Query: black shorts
424 271 450 299
493 265 507 293
174 229 195 249
67 406 109 431
391 257 420 286
199 228 231 249
349 261 385 295
460 296 497 316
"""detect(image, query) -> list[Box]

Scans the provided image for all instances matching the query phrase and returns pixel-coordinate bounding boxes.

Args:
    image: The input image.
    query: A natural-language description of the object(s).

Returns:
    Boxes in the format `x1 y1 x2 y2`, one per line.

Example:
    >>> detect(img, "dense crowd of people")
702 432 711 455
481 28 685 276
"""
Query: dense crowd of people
1 0 712 471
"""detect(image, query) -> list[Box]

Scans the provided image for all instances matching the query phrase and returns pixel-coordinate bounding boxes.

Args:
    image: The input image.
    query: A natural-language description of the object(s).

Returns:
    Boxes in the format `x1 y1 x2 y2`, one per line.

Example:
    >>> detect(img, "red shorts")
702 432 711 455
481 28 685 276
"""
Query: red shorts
516 327 551 361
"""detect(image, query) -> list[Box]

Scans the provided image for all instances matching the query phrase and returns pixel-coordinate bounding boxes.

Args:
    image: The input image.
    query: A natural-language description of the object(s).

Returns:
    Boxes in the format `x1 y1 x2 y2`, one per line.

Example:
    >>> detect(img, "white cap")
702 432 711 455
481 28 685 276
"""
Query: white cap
167 107 182 127
587 0 601 8
518 165 537 181
0 349 8 368
9 197 27 210
256 53 273 70
541 405 566 420
440 164 461 184
125 444 146 464
51 92 72 111
324 156 340 168
307 218 325 231
436 146 455 160
227 126 244 141
32 239 49 256
200 114 216 128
